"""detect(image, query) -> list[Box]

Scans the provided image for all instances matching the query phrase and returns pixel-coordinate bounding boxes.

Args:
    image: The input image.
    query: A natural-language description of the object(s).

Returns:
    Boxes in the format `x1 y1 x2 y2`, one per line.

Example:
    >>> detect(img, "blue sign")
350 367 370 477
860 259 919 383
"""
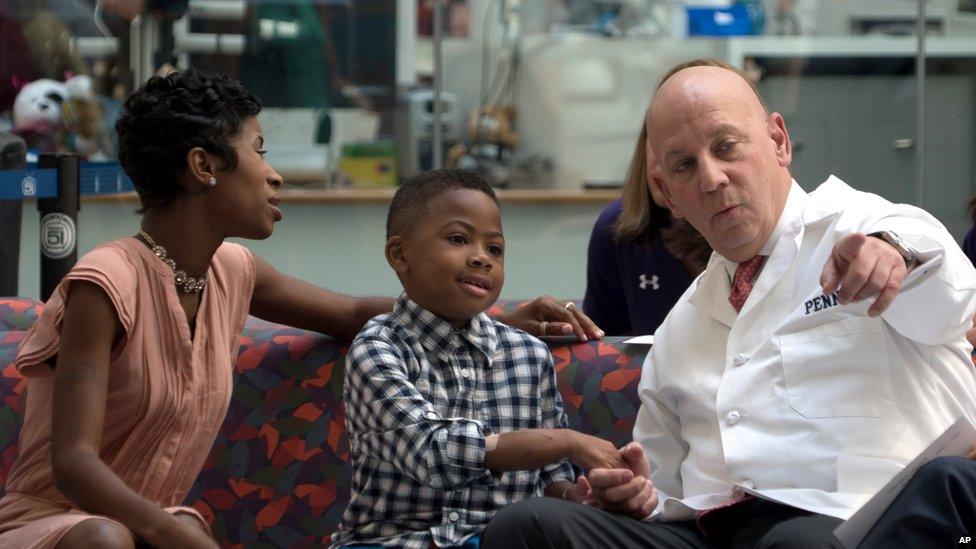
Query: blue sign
0 162 134 199
0 168 58 199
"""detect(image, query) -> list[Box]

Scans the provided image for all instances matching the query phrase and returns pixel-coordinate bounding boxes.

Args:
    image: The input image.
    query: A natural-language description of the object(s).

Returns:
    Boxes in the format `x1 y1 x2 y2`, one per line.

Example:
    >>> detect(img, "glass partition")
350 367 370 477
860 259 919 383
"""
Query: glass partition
0 0 128 162
3 0 975 299
182 0 398 188
432 1 974 238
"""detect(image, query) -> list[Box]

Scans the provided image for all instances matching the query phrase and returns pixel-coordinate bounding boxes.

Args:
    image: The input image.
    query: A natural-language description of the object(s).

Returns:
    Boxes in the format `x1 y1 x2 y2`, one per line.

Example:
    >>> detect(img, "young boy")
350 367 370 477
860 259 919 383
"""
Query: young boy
332 169 626 548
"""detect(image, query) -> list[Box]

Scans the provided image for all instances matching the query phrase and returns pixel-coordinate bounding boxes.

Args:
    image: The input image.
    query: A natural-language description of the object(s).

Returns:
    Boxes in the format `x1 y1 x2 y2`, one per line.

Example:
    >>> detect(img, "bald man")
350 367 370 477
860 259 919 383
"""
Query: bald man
481 60 976 548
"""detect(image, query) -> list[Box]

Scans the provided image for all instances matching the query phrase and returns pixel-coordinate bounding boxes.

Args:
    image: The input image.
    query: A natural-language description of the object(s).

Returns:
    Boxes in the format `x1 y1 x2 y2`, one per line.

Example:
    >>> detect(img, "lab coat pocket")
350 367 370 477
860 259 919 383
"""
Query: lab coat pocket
779 316 893 418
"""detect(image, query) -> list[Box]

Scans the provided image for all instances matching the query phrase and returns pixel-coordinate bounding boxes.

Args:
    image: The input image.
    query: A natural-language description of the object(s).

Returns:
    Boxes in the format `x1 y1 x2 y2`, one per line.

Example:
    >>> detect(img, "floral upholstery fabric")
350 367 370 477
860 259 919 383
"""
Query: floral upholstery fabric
0 298 39 488
0 298 648 548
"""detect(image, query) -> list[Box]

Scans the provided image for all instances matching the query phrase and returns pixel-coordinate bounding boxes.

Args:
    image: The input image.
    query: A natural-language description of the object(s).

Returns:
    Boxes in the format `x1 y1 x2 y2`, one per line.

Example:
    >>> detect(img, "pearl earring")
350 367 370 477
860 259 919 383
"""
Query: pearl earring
208 176 217 187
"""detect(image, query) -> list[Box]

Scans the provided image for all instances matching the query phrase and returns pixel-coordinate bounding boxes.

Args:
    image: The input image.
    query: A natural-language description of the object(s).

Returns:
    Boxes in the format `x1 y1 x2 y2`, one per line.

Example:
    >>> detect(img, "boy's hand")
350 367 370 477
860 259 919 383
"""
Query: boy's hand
587 442 658 520
565 431 627 470
495 296 604 341
547 476 598 504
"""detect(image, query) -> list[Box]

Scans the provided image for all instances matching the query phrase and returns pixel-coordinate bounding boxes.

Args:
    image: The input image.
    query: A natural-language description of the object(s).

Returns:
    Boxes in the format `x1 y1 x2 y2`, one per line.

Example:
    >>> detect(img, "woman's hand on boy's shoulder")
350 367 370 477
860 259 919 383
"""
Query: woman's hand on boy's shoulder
495 296 604 342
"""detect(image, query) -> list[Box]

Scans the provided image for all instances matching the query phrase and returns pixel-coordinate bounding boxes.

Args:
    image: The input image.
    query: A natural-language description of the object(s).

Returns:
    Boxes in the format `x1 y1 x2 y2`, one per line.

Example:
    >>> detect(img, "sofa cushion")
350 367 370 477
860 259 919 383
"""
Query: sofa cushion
189 321 647 546
189 319 351 546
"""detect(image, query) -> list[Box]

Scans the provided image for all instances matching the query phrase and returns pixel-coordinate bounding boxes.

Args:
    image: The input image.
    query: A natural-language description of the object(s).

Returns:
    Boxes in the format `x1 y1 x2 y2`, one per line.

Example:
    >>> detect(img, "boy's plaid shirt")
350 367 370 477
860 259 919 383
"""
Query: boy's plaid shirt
332 294 576 548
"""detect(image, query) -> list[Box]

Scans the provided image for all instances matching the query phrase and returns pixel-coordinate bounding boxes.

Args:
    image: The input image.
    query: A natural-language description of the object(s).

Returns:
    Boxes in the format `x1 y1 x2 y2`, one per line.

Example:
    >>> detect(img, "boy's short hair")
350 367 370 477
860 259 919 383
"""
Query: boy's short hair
386 169 498 239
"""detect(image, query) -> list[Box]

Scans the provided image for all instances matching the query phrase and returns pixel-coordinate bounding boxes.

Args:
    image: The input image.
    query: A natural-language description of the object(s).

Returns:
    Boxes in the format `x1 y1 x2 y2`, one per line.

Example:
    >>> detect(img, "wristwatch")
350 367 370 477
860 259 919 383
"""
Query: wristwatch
868 230 918 267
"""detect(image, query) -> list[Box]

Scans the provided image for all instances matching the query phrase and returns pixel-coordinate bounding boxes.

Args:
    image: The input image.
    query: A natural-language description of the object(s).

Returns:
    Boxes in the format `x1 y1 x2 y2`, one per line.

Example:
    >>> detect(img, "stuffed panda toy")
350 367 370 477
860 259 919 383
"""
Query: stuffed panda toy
12 75 108 159
12 78 69 154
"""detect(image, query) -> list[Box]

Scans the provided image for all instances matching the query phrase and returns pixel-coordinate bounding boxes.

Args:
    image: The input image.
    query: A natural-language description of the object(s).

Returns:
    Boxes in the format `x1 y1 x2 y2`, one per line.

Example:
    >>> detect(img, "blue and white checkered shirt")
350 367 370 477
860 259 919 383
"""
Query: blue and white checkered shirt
332 294 576 548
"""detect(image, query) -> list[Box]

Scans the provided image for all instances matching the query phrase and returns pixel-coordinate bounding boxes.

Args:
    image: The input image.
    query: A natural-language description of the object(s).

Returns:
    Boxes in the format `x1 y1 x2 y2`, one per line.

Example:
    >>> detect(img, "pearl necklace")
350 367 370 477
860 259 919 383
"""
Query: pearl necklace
137 230 207 294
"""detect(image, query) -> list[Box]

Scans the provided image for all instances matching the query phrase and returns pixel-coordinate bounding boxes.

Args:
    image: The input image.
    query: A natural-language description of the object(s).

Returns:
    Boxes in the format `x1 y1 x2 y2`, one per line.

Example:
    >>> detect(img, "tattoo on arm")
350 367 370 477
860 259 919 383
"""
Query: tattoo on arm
54 367 103 391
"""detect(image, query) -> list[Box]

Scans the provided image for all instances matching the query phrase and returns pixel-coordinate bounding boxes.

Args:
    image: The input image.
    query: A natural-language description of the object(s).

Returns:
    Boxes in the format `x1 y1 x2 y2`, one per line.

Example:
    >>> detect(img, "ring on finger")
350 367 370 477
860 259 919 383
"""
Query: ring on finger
564 301 575 310
540 321 548 336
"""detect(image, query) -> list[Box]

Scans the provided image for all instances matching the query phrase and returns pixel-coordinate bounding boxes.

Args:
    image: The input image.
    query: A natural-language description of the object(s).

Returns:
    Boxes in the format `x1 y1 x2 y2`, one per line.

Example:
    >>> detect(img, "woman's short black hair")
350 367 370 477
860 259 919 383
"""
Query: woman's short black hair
115 69 261 211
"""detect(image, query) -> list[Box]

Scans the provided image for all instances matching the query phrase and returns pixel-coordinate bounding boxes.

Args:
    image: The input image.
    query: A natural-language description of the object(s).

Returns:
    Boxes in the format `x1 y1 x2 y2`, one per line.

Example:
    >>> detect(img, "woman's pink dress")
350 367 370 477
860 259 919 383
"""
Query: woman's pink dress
0 238 255 547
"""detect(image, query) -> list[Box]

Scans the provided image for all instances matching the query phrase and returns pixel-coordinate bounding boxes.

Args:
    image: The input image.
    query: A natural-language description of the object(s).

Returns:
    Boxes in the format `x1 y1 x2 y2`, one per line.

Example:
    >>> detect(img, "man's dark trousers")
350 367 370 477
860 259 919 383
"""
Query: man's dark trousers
860 456 976 548
481 496 844 548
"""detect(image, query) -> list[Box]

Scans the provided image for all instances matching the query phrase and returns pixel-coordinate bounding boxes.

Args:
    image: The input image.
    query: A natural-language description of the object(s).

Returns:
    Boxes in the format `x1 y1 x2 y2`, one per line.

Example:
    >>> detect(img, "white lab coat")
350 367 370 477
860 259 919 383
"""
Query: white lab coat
637 176 976 521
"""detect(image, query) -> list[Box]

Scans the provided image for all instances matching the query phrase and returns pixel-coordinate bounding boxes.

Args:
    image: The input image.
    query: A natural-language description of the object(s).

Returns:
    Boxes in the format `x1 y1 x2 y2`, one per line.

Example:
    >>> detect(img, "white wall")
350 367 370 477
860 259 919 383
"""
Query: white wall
15 199 607 301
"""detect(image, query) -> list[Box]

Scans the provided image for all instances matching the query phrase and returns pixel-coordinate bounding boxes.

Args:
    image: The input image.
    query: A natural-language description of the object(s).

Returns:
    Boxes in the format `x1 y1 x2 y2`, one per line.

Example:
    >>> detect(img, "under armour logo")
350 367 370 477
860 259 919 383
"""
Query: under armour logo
638 274 660 290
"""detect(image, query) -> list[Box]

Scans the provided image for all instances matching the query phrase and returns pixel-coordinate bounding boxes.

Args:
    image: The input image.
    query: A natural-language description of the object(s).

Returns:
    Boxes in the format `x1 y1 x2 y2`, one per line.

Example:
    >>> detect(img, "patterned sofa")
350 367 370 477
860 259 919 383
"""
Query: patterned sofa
0 297 650 548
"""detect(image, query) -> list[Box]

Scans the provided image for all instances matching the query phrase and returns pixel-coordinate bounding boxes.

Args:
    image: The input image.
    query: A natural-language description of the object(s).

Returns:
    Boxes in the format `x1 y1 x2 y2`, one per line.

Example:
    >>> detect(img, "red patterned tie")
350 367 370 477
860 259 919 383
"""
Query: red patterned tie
729 256 767 313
